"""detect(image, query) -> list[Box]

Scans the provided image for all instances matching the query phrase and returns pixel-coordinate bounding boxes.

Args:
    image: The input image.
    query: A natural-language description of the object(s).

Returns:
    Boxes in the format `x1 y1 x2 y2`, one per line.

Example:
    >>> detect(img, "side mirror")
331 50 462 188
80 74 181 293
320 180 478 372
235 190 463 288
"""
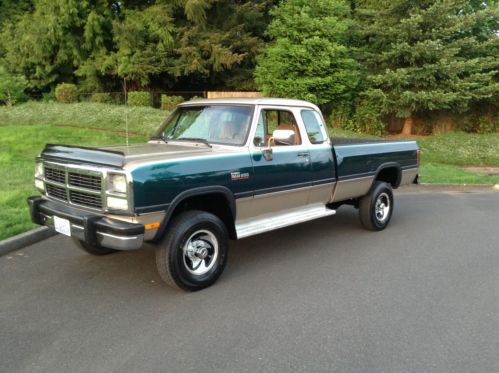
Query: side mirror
272 129 295 146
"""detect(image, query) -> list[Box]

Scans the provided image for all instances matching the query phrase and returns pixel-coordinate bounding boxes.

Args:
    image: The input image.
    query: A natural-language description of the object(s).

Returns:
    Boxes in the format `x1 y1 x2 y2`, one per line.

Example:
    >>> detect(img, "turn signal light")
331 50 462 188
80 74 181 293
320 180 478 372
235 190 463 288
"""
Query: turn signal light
144 222 160 230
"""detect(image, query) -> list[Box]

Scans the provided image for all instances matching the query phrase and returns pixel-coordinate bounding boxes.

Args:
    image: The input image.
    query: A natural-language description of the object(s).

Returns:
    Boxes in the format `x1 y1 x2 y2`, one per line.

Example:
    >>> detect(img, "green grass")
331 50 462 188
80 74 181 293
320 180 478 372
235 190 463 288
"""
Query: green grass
419 163 499 184
0 124 145 241
416 132 499 166
417 132 499 184
0 101 168 135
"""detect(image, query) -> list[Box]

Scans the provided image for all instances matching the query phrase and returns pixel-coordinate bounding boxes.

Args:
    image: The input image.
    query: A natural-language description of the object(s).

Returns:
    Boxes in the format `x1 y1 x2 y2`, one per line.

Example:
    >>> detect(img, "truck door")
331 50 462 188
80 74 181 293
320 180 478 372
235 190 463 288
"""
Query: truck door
248 107 312 216
299 109 337 204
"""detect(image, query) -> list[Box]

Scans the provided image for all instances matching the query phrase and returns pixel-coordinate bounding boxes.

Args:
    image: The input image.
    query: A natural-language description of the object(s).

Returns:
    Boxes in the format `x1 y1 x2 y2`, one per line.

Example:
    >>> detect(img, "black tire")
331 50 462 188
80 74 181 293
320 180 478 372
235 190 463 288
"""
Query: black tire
359 181 394 231
155 210 229 291
72 238 118 256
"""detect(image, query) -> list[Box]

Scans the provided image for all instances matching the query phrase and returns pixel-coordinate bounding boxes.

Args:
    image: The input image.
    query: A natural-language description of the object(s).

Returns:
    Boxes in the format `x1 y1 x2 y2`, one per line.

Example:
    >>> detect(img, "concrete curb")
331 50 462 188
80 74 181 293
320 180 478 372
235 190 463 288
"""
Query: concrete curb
0 227 56 257
400 184 499 193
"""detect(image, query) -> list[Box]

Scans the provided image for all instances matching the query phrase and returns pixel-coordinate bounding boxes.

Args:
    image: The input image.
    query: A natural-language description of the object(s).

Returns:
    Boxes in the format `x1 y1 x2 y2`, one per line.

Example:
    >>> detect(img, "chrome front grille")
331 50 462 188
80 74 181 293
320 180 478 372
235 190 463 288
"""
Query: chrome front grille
46 184 68 201
69 190 102 209
45 168 65 184
43 163 103 210
68 172 101 191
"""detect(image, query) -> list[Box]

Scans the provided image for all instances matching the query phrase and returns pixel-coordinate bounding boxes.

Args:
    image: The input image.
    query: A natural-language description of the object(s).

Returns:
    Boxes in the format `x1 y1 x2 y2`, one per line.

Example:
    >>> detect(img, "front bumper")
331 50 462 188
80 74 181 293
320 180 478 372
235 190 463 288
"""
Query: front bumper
28 196 144 250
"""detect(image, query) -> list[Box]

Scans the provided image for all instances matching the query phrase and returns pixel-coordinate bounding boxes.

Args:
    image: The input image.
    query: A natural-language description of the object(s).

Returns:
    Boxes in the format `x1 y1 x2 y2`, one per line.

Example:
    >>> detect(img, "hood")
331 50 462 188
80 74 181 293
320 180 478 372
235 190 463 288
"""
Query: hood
40 142 214 169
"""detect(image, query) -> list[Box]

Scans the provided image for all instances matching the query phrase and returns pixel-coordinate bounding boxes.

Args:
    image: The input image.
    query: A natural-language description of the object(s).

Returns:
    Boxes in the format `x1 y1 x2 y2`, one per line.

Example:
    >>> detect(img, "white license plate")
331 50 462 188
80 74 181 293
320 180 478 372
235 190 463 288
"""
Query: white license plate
53 216 71 237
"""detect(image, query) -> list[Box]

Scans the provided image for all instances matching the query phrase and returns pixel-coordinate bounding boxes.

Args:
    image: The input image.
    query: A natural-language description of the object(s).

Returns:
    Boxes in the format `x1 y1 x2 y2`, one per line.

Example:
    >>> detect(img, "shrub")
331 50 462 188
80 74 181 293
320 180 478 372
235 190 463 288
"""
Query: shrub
456 113 498 134
42 88 56 102
55 83 78 103
350 92 387 136
476 116 497 134
161 95 184 110
0 66 28 106
89 93 113 104
128 91 151 107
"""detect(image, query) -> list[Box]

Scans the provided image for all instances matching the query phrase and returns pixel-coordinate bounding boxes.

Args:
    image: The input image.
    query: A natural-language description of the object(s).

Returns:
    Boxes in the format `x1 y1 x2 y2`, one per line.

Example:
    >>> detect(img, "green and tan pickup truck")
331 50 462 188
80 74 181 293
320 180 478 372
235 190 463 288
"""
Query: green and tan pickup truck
28 98 419 290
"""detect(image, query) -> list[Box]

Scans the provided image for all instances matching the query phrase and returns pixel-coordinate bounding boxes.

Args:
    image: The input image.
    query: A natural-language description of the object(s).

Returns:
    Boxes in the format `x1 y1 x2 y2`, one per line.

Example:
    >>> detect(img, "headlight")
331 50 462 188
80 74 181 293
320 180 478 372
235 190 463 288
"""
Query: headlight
35 162 43 177
108 174 127 194
106 196 129 210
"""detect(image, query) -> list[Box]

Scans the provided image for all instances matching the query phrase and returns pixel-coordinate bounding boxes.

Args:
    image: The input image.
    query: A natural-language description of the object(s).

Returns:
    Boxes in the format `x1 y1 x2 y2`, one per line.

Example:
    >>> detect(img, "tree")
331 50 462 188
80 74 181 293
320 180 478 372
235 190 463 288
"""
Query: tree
0 66 28 105
169 0 278 90
254 0 360 105
0 0 114 92
0 0 277 92
104 3 175 87
356 0 499 134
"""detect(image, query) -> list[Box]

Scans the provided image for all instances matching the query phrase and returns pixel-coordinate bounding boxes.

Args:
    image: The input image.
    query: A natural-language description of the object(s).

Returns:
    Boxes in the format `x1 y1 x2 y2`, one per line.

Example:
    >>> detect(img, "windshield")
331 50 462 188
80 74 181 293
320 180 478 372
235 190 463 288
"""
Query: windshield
156 105 254 146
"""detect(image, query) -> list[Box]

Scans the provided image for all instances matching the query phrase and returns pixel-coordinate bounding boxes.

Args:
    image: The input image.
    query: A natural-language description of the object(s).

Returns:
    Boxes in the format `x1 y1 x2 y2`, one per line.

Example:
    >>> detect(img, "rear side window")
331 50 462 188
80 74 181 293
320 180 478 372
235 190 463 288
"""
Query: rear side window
301 110 326 144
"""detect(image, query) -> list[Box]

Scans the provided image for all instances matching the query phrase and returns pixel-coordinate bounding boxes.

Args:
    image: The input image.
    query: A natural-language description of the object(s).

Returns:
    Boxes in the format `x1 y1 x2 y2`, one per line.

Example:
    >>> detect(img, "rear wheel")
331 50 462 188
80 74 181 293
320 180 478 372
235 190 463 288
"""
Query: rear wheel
155 210 229 291
359 181 394 231
72 238 118 256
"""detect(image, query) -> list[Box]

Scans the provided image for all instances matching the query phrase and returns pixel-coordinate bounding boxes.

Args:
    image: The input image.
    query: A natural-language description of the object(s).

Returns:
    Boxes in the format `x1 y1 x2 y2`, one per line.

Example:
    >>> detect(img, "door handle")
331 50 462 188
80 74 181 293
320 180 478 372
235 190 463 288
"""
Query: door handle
297 152 310 158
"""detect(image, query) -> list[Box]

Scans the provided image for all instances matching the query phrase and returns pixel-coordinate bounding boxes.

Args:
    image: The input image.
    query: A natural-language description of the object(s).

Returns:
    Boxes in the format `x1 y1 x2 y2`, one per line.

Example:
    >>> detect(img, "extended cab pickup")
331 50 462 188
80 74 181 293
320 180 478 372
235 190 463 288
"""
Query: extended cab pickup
29 98 419 290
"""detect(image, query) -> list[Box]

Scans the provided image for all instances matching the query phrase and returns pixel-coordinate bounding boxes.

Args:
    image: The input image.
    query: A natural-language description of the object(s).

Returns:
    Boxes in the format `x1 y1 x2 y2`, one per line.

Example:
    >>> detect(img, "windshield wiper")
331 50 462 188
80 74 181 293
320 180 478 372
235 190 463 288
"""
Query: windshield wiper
174 137 212 148
149 135 167 142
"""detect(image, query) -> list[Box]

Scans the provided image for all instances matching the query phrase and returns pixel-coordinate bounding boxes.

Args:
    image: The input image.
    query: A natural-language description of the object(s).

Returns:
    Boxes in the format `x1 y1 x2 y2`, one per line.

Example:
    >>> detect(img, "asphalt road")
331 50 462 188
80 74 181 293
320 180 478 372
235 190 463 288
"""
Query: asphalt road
1 189 498 373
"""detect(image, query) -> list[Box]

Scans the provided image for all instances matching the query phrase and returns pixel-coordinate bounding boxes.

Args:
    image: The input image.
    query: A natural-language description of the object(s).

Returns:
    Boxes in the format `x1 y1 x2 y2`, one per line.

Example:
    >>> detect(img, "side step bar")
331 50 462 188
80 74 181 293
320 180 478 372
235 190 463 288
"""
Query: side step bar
235 204 336 239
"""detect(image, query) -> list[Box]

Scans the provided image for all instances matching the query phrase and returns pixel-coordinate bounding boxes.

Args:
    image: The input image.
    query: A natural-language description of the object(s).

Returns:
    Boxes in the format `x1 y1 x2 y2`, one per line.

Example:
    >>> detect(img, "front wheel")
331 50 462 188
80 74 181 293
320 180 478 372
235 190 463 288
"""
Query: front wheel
359 181 394 231
155 210 229 291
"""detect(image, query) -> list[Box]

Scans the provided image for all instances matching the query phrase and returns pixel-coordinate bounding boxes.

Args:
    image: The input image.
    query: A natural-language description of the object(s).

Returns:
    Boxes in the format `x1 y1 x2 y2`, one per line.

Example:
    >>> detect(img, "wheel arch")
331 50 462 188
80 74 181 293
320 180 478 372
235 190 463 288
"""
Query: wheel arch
153 186 237 242
372 163 402 189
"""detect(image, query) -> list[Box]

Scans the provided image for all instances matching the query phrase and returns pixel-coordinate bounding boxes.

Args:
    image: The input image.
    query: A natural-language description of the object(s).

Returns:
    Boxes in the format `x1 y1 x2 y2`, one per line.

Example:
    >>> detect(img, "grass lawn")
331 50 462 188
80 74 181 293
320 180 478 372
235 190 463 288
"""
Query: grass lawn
416 132 499 184
0 101 168 135
0 124 145 241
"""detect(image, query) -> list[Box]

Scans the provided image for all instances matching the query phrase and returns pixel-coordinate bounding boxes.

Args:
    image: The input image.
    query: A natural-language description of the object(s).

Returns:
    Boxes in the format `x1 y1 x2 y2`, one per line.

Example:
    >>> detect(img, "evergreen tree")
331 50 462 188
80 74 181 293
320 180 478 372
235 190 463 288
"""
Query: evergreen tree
0 0 114 92
254 0 359 105
0 0 277 92
356 0 499 133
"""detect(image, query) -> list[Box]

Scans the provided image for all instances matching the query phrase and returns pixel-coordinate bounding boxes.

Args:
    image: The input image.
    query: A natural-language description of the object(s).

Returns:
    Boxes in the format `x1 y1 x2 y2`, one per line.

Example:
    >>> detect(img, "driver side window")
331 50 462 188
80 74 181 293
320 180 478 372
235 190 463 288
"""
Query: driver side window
253 109 301 147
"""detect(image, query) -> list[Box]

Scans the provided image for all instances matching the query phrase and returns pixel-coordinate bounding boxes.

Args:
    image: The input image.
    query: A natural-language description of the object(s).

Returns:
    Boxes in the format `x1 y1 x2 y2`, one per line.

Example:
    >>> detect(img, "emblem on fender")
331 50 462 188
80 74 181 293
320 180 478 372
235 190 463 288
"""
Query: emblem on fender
231 171 250 181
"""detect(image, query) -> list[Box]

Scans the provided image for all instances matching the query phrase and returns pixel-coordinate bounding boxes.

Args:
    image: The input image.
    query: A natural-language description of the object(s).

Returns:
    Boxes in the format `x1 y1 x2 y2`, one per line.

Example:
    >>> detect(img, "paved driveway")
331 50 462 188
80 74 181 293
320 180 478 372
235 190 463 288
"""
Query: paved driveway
1 189 498 372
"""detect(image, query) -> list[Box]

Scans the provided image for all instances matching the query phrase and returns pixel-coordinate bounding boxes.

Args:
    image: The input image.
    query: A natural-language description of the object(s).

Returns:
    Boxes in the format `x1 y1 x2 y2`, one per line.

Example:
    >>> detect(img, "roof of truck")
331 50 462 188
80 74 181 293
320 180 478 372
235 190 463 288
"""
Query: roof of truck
179 97 320 110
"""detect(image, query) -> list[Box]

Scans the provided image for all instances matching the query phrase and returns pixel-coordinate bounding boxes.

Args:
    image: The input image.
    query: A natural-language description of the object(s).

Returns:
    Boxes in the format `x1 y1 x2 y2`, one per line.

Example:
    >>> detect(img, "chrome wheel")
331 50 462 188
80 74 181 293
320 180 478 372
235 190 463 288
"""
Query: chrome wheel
375 192 391 222
182 230 219 276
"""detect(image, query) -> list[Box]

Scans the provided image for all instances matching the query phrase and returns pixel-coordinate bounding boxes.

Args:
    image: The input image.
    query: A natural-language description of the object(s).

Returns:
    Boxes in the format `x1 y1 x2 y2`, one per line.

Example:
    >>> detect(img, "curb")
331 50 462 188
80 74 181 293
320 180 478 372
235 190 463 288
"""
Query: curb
399 184 499 193
0 227 56 257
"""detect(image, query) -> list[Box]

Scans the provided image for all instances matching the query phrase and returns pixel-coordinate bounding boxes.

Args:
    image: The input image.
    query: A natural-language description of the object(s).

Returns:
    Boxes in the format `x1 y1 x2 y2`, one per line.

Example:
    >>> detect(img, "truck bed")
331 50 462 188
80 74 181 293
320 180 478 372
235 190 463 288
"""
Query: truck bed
329 137 419 202
331 137 400 146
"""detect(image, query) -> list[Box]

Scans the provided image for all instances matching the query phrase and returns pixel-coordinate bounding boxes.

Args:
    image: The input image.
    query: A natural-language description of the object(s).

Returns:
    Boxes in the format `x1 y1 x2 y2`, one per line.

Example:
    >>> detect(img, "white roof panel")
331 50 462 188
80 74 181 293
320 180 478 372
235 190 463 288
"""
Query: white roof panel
179 97 320 111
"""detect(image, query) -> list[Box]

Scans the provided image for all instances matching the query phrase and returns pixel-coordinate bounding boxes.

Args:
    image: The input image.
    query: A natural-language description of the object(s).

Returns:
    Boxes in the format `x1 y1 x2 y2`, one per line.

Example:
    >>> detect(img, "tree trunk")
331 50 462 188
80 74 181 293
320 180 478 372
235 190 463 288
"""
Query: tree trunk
401 116 413 136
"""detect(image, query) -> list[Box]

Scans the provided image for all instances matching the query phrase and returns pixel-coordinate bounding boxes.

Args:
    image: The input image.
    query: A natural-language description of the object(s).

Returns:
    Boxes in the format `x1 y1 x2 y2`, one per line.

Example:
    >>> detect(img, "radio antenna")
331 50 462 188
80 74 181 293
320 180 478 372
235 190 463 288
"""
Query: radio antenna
123 77 129 147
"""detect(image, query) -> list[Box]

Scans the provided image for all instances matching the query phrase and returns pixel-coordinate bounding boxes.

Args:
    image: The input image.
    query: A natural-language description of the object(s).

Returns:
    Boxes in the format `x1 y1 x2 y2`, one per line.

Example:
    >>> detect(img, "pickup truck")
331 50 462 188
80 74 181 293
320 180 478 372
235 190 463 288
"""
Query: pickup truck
28 98 419 291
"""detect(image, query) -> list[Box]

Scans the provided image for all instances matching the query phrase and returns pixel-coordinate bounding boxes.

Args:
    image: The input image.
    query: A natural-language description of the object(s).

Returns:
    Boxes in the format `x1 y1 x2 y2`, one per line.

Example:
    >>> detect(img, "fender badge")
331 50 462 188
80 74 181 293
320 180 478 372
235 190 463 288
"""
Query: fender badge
231 171 250 181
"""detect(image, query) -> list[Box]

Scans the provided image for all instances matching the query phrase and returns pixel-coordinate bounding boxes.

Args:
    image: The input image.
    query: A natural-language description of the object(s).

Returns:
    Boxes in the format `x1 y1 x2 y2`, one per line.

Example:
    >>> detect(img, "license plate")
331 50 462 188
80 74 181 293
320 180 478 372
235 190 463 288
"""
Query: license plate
53 216 71 237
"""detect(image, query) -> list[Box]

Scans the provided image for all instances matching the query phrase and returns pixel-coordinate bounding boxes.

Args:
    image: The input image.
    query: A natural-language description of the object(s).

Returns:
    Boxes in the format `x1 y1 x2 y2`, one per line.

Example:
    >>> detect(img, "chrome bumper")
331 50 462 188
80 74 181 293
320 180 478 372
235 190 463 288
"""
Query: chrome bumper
28 196 144 251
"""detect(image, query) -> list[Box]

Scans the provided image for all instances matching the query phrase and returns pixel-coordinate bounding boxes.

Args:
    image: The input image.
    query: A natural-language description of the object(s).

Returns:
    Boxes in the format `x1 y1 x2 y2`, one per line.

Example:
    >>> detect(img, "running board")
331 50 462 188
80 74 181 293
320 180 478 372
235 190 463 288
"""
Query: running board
235 204 336 239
